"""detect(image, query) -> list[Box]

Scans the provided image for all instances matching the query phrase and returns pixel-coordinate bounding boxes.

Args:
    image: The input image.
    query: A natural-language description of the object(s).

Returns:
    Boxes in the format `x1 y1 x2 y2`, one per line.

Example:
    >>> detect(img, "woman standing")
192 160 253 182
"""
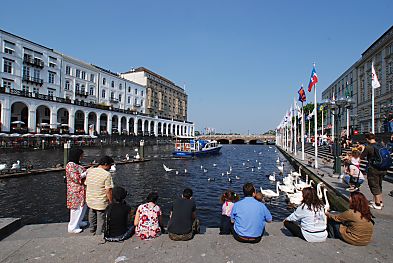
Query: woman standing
134 192 162 240
66 148 87 233
283 187 327 242
327 191 374 246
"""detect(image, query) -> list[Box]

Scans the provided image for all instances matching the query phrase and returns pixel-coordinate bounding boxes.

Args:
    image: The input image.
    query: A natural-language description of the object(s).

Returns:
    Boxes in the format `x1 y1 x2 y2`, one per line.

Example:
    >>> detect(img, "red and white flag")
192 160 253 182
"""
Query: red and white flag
371 62 381 89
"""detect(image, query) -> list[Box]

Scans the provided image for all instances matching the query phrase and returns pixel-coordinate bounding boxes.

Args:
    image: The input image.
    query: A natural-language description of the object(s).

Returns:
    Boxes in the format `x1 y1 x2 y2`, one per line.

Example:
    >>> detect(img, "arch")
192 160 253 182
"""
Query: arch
10 101 29 133
149 120 154 136
137 119 143 136
183 126 187 136
128 117 135 136
36 105 50 133
167 123 171 136
158 122 162 136
100 113 108 135
112 115 119 134
57 108 69 125
144 120 149 136
120 116 127 135
176 125 180 136
87 112 97 134
217 139 230 144
232 139 246 144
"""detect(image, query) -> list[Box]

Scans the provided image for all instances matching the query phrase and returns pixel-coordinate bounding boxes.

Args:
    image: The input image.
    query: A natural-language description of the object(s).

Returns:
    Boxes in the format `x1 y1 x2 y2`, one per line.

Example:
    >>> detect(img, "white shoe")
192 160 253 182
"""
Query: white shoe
369 201 384 207
68 228 83 234
369 203 382 210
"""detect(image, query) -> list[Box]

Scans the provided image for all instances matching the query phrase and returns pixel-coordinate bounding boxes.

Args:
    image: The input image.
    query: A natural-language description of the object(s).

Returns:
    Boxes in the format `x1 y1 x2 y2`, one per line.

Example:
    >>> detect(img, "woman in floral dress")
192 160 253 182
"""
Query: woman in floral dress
66 148 87 233
134 192 162 240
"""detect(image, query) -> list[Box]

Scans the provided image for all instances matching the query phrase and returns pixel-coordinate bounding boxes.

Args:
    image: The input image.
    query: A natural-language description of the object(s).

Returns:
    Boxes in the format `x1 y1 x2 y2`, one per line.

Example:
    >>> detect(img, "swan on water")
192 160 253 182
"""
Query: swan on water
260 182 280 198
277 162 284 174
125 154 130 161
0 164 7 172
276 157 280 164
109 164 116 173
203 168 208 173
323 188 330 212
268 172 276 182
175 171 179 175
213 163 217 167
11 160 21 170
228 177 232 183
235 176 240 180
287 190 303 205
163 164 174 172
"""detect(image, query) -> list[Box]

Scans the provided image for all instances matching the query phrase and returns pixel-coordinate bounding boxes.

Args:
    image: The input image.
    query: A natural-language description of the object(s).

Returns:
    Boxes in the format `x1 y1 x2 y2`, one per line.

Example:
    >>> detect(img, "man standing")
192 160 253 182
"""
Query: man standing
231 182 272 243
360 133 387 210
167 188 199 241
85 156 114 235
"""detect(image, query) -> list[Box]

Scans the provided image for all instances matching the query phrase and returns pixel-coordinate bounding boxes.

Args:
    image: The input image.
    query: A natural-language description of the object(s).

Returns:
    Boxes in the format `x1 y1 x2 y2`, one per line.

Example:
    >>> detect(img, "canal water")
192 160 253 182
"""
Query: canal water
0 144 294 227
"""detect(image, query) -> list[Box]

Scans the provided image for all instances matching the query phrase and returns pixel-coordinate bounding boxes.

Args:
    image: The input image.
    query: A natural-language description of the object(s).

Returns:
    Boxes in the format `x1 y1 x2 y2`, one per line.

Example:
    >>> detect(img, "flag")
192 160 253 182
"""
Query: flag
296 103 302 118
371 62 381 89
307 108 316 120
298 86 306 102
307 65 318 92
319 104 324 111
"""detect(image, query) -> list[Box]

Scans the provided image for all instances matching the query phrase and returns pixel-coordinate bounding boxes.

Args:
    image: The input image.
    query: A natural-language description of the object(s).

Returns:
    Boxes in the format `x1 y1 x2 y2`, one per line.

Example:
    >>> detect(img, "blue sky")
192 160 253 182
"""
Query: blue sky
1 0 392 134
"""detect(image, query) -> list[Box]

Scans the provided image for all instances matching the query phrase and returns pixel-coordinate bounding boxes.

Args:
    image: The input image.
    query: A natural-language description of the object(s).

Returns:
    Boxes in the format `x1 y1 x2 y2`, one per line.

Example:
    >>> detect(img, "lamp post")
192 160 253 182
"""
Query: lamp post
323 96 354 175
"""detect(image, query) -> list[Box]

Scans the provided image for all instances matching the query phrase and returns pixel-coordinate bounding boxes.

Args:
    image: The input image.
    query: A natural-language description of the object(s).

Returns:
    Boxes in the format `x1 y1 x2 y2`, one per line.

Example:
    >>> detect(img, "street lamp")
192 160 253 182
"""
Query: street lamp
323 96 354 175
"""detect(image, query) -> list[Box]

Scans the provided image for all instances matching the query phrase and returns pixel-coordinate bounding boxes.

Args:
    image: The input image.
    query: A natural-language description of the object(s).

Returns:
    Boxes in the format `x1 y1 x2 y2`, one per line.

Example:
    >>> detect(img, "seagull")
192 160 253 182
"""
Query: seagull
229 166 232 172
125 154 130 161
203 168 208 173
208 178 215 182
235 176 240 180
221 172 225 176
213 163 217 167
163 164 174 172
200 165 203 170
109 164 116 173
184 169 188 173
0 163 7 172
269 172 276 182
251 168 254 172
226 171 231 175
11 160 20 170
175 171 179 175
257 167 261 170
228 177 232 183
242 162 245 166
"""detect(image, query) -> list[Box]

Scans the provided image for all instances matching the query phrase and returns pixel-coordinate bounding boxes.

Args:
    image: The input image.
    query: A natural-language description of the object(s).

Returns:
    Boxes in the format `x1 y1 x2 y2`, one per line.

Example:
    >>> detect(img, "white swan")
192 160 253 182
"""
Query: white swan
109 164 116 173
323 188 330 212
125 154 130 161
277 162 284 174
11 160 20 170
235 176 240 180
268 172 276 182
163 164 174 172
0 164 7 171
213 163 217 167
287 190 303 205
316 182 324 200
203 168 208 173
276 157 280 164
260 182 280 198
135 153 140 160
278 183 295 194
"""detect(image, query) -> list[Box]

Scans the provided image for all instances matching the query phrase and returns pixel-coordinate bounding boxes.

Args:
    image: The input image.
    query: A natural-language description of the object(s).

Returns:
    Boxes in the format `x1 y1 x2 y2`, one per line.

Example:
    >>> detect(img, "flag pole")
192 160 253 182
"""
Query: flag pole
371 82 375 134
308 111 311 140
301 102 305 160
314 82 318 169
290 107 293 153
294 97 297 156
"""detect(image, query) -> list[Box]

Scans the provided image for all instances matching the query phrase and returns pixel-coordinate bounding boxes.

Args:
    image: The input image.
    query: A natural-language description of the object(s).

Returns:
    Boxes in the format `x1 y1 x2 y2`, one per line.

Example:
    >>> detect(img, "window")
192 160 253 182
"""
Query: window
3 58 13 73
4 41 15 55
81 84 85 93
134 88 137 95
65 80 70 90
2 79 12 89
89 86 94 95
4 47 13 54
48 72 55 84
44 108 50 116
141 100 143 107
22 85 29 92
49 57 56 68
81 71 86 80
103 78 106 85
49 62 56 68
119 94 122 102
48 89 54 97
111 81 114 88
128 86 131 93
135 98 138 105
66 65 71 75
111 91 114 99
76 69 80 78
119 83 122 90
101 89 106 98
33 68 40 79
76 83 80 92
141 90 144 96
90 74 94 82
127 96 131 104
33 87 39 94
23 66 30 77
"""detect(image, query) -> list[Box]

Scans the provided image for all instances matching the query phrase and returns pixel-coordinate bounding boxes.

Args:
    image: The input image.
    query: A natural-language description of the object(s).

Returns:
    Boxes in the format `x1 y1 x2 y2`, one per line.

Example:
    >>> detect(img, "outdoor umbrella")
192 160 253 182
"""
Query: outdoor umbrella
11 121 25 125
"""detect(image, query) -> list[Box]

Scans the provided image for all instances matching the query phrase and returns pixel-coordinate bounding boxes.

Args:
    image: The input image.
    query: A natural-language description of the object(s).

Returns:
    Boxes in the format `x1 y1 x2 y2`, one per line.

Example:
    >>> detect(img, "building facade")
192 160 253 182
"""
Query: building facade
322 26 393 134
0 29 194 136
121 67 188 121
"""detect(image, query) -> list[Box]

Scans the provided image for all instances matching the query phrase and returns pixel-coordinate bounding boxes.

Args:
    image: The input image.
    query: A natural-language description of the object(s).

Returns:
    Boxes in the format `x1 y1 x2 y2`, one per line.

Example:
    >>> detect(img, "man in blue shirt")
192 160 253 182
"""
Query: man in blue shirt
231 182 272 243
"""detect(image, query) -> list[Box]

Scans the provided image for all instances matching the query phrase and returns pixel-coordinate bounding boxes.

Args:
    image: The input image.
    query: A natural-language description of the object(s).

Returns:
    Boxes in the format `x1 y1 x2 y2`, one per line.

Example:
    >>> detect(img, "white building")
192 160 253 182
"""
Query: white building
0 29 194 137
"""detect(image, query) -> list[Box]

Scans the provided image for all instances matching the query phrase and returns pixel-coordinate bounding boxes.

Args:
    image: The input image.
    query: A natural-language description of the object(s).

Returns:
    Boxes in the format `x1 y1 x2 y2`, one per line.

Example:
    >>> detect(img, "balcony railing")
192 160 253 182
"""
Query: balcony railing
0 87 193 124
22 75 44 85
75 91 88 97
23 56 45 68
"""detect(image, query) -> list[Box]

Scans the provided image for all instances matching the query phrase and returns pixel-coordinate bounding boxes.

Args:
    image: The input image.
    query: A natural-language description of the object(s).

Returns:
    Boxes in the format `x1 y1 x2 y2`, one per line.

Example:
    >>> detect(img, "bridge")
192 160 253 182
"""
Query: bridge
197 134 276 144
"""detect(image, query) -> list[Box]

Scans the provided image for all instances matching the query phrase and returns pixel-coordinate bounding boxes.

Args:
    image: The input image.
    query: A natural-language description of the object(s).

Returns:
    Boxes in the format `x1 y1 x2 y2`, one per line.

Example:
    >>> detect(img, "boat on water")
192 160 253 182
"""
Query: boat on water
172 136 222 157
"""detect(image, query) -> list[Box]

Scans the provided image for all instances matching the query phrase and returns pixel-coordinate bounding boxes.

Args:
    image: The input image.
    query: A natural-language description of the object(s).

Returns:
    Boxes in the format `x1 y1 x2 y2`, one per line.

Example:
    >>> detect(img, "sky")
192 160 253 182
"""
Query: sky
1 0 392 134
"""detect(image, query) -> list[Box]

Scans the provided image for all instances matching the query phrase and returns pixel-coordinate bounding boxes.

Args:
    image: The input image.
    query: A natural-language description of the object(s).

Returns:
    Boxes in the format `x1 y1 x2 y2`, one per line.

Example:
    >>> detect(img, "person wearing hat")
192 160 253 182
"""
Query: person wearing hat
85 156 114 235
104 186 134 241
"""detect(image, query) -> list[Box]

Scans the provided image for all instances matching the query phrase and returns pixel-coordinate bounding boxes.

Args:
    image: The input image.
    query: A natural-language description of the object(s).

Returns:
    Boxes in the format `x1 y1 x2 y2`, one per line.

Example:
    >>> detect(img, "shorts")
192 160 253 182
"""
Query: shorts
367 167 386 195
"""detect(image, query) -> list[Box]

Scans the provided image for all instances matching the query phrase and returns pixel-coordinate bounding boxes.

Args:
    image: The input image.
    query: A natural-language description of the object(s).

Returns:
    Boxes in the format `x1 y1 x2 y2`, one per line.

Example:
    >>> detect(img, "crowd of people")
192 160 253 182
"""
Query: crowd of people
65 148 376 246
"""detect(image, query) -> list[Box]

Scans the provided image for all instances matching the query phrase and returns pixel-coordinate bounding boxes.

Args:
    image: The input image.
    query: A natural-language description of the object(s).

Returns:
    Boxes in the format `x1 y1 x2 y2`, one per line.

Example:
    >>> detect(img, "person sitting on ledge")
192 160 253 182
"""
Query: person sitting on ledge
104 186 134 242
167 188 199 241
283 187 327 242
230 182 272 243
326 191 374 246
134 192 163 240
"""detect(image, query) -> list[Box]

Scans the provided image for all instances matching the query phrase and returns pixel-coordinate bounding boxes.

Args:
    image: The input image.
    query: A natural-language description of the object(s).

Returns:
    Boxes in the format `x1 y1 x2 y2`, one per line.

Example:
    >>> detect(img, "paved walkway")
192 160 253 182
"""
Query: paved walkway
1 222 392 263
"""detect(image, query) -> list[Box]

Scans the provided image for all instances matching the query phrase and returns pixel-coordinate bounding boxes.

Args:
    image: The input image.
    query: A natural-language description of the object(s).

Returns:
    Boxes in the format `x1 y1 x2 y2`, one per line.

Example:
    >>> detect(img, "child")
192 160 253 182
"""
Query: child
255 192 264 202
219 190 239 235
104 186 134 242
343 149 364 192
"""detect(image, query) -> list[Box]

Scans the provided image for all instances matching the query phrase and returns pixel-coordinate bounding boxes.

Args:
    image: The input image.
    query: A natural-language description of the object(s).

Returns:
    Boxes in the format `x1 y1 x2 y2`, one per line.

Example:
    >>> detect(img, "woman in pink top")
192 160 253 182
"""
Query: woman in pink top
219 190 240 235
134 192 162 240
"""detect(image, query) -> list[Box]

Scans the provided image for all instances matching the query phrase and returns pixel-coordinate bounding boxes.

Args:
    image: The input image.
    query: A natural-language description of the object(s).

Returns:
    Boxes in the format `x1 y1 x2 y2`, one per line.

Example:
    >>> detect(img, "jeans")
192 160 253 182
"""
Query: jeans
284 220 305 240
327 220 342 239
88 208 105 235
168 219 200 241
343 175 364 187
231 225 264 243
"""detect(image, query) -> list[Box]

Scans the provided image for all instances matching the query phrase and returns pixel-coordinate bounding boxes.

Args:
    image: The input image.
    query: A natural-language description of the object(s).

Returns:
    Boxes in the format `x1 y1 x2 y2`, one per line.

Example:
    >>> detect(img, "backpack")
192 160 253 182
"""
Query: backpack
370 144 393 171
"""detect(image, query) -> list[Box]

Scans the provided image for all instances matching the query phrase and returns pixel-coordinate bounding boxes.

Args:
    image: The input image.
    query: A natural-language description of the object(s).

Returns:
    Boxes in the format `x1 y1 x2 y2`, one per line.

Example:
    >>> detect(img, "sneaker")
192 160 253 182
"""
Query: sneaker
68 228 83 234
346 187 358 192
369 203 383 210
369 201 384 207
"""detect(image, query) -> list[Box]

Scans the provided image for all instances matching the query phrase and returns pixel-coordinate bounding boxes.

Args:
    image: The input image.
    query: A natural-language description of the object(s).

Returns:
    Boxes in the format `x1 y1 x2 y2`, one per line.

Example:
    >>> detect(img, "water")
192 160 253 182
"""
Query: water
0 145 294 227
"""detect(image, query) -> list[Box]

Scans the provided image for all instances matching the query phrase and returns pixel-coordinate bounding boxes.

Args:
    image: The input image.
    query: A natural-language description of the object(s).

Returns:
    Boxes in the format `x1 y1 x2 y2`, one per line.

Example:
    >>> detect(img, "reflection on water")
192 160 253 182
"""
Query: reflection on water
0 145 294 227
